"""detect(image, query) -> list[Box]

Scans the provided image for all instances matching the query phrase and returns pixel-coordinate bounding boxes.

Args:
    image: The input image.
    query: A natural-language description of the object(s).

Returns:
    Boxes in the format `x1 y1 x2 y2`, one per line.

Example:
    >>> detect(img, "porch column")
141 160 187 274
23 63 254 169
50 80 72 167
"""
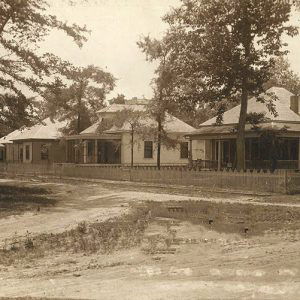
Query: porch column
83 141 87 164
94 140 98 163
218 140 222 170
189 139 193 164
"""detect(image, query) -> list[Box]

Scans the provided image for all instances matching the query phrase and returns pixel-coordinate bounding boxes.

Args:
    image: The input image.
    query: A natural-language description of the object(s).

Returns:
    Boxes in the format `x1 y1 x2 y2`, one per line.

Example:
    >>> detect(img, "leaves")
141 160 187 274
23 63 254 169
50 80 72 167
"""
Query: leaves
42 65 115 135
0 0 89 103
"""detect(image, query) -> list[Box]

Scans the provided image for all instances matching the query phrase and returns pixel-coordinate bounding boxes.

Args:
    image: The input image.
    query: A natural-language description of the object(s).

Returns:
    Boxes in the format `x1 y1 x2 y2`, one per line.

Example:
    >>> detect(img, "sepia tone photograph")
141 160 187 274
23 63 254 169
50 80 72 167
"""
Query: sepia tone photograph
0 0 300 299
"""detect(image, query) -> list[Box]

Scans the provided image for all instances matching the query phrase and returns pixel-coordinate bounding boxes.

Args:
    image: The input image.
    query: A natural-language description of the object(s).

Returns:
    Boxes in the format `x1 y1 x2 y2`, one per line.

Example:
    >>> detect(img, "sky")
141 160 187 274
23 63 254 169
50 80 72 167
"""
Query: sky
43 0 300 100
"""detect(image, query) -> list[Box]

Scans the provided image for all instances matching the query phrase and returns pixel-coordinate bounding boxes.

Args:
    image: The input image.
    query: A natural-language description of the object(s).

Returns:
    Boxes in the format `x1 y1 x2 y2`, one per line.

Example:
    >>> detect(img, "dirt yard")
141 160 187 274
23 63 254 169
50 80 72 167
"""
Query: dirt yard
0 176 299 299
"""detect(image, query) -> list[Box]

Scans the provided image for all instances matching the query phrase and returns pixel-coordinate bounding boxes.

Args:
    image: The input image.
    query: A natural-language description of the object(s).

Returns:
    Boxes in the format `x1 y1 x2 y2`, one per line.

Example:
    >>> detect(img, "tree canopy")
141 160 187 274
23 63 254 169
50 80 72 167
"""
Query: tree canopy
42 65 115 135
159 0 298 169
0 0 88 97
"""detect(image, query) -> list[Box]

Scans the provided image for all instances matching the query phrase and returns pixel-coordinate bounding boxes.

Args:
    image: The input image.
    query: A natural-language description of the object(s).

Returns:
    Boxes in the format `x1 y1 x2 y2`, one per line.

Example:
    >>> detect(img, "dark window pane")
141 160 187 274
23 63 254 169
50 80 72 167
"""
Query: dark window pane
144 141 153 158
180 142 189 159
41 144 49 160
25 145 30 160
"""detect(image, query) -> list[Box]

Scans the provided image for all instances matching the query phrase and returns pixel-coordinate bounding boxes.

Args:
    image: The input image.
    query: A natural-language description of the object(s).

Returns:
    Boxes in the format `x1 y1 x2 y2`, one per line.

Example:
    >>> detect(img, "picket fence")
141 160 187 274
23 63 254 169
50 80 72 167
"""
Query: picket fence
0 162 299 194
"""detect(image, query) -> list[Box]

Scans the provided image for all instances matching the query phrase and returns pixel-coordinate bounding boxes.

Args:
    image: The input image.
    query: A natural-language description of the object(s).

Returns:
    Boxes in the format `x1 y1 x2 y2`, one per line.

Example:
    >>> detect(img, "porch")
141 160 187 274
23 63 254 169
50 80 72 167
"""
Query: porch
65 135 121 164
191 137 300 170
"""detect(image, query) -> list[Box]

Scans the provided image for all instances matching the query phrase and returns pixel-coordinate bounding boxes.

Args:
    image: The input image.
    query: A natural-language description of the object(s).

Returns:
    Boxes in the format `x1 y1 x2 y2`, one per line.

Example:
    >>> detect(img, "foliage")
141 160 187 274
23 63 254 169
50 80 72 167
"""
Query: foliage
138 36 178 168
265 57 300 95
162 0 298 169
110 107 146 167
0 0 88 97
110 94 126 104
42 65 115 134
246 112 269 129
0 93 38 135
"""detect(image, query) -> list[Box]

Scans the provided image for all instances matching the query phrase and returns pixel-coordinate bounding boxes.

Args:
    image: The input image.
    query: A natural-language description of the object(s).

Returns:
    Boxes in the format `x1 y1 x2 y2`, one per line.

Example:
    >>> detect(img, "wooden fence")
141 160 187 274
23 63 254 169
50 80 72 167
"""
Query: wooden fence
0 162 299 194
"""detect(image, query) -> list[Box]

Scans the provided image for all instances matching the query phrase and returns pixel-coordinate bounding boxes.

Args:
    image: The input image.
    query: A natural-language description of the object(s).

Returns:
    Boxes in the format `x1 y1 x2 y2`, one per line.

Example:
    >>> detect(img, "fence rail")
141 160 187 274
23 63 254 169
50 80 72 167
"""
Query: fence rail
0 162 299 194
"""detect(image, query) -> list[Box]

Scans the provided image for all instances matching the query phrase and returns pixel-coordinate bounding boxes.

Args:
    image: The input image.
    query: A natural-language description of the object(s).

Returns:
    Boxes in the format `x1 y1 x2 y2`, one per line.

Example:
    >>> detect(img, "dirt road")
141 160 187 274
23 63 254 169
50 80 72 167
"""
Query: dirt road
0 177 299 299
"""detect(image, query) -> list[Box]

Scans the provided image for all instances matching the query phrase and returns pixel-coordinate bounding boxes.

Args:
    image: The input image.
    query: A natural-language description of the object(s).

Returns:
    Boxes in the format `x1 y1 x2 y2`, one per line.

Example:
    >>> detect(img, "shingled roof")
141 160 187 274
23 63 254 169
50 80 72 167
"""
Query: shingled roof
82 104 195 135
202 87 300 126
11 118 67 141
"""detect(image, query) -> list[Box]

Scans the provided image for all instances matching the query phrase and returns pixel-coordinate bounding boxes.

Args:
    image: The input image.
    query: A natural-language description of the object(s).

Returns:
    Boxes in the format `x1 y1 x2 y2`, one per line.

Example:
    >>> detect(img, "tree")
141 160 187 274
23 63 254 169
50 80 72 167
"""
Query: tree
138 36 176 169
112 108 145 168
163 0 298 170
43 65 115 134
110 94 126 104
0 0 88 97
265 57 300 95
0 93 37 135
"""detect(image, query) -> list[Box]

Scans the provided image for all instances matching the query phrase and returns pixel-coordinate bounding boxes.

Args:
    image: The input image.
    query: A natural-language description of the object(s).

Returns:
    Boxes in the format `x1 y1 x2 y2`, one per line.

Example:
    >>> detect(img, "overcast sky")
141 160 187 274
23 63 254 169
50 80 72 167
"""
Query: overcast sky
44 0 300 100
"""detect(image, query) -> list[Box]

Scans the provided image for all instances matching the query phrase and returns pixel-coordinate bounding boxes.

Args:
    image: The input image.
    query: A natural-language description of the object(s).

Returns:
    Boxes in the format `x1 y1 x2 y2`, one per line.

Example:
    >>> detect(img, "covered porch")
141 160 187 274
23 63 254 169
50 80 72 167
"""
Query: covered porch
191 136 300 170
65 134 121 164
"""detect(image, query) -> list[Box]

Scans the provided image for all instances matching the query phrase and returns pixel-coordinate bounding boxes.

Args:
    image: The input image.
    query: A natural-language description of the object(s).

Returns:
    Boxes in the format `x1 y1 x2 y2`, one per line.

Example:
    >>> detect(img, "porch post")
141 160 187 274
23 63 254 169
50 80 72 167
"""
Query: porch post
94 140 98 163
218 140 222 170
83 141 87 164
189 139 193 164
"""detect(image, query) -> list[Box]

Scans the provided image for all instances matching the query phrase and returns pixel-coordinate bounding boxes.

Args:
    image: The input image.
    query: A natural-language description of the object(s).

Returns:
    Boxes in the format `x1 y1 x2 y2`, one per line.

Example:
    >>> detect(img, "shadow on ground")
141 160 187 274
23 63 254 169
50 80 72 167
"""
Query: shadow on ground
0 185 57 218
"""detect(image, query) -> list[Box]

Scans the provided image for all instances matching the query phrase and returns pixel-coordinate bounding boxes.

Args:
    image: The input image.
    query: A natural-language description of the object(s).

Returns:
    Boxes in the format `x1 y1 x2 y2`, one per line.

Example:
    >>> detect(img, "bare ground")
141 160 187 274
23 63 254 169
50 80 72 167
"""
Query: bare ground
0 177 299 299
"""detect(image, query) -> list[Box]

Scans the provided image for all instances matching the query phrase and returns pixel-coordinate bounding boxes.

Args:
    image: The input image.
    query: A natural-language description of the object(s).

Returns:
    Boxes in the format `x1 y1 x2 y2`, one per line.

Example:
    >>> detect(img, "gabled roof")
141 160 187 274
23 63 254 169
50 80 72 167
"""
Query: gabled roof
202 87 300 126
82 105 195 136
105 113 195 134
11 118 67 141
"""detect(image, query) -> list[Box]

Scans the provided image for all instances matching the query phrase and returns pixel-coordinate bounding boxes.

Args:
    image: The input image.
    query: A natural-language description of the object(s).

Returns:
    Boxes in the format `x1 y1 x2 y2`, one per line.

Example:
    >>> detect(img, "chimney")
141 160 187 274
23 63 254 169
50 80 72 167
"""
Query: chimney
290 95 300 115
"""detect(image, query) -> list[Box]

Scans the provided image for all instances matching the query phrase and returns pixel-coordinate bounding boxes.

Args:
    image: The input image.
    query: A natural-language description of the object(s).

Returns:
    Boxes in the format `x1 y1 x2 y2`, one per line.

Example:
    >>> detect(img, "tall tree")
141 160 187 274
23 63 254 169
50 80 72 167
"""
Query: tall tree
138 36 175 169
0 0 88 97
163 0 298 170
43 65 115 134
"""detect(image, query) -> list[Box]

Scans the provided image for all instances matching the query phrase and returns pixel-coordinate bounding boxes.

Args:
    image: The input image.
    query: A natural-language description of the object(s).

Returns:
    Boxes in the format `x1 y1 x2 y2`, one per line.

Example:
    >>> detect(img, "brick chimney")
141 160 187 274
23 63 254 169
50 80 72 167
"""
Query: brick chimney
290 95 300 115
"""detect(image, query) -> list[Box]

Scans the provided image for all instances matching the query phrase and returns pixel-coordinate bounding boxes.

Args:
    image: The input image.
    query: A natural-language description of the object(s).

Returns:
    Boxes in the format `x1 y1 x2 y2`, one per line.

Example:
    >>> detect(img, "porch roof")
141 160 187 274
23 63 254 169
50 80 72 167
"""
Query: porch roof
188 121 300 138
65 133 121 140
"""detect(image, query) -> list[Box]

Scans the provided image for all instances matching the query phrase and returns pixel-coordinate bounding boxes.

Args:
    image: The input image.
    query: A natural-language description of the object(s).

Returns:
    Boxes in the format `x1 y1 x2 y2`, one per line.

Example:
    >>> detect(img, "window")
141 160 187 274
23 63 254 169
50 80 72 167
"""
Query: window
144 141 153 158
180 142 189 159
19 147 23 161
87 141 94 156
41 144 49 160
25 145 30 160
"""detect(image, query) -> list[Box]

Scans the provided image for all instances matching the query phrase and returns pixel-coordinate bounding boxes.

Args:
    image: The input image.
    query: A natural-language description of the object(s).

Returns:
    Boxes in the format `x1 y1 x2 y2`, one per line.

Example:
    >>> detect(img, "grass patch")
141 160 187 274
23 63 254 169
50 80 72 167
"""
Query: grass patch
0 207 150 266
0 185 56 218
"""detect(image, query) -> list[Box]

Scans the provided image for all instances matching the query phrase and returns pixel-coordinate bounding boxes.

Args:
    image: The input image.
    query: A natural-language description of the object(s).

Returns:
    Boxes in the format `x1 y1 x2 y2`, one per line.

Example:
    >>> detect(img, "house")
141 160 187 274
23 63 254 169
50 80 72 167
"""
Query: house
187 87 300 170
0 128 23 162
0 118 67 164
65 103 195 166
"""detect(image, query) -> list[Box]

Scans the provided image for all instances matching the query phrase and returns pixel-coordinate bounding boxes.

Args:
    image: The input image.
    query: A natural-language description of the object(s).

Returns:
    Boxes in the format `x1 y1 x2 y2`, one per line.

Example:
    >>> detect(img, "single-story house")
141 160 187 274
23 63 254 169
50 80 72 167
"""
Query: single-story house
0 128 23 162
65 103 195 166
1 118 67 164
187 87 300 170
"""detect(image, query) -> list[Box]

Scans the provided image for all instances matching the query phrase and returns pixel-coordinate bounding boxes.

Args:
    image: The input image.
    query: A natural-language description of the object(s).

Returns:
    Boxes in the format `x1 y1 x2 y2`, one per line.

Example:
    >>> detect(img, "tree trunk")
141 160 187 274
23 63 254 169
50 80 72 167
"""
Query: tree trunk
236 87 248 171
236 2 250 171
131 128 134 168
157 117 162 170
77 112 81 135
